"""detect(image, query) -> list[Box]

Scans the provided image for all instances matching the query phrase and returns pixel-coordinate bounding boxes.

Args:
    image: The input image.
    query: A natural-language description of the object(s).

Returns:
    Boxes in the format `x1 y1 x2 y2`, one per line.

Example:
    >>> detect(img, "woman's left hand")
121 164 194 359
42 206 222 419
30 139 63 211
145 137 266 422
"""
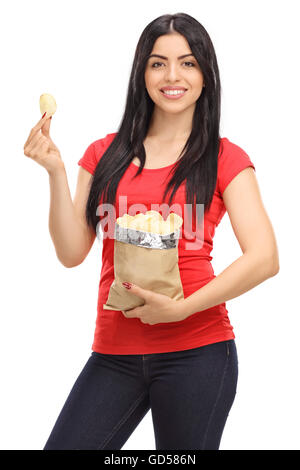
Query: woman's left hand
121 283 186 325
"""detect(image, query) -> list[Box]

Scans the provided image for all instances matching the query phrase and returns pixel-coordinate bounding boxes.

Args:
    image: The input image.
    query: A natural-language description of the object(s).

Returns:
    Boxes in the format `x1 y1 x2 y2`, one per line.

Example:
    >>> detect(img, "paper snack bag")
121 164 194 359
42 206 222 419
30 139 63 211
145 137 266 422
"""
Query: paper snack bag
103 210 184 311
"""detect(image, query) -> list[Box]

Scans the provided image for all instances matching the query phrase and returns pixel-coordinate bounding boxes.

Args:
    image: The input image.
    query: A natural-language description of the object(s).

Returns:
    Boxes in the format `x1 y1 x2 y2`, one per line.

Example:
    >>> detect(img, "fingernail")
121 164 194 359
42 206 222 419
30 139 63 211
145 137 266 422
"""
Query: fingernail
42 112 46 118
122 282 132 289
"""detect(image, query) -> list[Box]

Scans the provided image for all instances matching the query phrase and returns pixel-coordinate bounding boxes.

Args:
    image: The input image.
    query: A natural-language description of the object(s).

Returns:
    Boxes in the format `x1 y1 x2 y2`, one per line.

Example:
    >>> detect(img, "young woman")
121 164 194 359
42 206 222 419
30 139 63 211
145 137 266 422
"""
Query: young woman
24 13 279 450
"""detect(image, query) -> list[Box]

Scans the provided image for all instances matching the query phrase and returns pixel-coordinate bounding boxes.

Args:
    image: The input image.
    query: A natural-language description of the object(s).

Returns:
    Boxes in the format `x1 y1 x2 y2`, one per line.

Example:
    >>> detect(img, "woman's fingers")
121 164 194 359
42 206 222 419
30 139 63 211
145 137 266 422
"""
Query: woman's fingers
24 127 46 152
28 139 49 160
23 112 49 150
41 115 52 137
24 133 49 158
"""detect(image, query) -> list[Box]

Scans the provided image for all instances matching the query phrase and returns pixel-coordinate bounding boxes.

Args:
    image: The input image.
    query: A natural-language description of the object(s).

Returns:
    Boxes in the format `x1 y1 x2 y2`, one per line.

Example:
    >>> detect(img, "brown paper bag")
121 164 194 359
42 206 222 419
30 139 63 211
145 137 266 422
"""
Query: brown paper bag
103 211 184 311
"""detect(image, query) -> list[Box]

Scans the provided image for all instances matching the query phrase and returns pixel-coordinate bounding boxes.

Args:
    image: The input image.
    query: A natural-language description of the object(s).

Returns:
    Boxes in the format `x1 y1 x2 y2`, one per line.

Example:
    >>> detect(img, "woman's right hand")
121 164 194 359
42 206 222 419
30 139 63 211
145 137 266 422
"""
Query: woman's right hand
23 113 65 174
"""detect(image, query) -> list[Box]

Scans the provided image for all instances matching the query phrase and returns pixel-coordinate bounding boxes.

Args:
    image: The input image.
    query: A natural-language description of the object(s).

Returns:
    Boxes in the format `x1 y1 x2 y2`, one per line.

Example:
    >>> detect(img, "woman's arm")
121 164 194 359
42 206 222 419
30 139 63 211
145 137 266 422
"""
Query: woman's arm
179 167 280 319
48 166 96 267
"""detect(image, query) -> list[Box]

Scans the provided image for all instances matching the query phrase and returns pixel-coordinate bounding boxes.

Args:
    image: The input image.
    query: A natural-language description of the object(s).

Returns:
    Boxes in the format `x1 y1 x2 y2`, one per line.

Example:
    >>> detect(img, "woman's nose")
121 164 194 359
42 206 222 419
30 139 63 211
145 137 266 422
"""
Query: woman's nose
164 63 182 81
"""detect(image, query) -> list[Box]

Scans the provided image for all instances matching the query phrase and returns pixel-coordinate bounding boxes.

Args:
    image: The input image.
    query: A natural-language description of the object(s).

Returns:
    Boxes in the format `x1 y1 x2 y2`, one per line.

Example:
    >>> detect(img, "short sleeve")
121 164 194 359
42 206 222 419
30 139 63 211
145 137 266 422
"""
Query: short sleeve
77 142 97 175
217 137 256 196
77 133 118 175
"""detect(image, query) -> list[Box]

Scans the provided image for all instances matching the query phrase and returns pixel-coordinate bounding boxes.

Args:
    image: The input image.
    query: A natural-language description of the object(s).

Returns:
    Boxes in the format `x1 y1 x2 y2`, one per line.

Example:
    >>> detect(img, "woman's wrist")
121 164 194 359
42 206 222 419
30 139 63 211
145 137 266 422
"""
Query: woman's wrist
175 298 193 321
47 161 66 177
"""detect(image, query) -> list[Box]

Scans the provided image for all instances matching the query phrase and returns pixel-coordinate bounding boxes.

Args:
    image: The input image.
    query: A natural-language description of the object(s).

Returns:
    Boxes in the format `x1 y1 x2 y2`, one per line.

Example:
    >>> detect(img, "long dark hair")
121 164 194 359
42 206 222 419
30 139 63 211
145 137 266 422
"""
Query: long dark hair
86 12 222 236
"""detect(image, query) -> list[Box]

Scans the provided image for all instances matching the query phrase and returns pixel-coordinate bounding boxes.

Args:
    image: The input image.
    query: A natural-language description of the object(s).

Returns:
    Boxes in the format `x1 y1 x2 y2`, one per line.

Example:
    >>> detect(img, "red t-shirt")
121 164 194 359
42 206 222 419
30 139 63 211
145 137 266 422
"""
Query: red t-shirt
78 133 255 354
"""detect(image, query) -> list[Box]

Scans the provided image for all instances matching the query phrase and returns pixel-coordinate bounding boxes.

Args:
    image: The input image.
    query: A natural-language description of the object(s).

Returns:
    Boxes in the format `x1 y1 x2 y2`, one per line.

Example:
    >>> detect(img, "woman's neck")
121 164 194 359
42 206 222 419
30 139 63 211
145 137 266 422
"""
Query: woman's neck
147 105 194 142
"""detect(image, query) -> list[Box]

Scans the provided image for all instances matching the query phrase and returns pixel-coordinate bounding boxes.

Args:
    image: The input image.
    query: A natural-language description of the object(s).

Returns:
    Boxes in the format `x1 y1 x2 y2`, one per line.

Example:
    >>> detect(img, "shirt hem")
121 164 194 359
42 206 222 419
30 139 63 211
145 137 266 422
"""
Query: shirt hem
91 331 235 355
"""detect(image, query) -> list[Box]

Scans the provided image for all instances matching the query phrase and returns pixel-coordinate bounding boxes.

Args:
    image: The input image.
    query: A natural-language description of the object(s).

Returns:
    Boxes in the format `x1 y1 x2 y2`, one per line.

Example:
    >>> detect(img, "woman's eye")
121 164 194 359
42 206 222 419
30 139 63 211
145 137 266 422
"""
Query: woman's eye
151 61 196 68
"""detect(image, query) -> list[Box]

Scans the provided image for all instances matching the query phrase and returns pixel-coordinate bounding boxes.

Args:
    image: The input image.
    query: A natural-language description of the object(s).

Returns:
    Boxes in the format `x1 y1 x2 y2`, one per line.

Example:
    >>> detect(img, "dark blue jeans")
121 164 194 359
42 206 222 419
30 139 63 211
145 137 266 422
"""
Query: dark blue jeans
43 339 238 450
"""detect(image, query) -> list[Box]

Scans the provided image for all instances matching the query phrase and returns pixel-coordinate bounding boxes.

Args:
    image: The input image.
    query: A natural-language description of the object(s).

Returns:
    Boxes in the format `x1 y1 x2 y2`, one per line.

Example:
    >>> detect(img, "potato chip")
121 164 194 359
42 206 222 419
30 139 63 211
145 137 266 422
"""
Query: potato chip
39 93 57 117
117 210 182 235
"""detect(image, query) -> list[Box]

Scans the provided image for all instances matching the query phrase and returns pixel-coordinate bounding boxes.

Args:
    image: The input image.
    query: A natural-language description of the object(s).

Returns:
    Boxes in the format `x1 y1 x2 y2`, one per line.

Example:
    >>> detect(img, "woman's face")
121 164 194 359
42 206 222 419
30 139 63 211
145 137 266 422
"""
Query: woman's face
144 33 205 115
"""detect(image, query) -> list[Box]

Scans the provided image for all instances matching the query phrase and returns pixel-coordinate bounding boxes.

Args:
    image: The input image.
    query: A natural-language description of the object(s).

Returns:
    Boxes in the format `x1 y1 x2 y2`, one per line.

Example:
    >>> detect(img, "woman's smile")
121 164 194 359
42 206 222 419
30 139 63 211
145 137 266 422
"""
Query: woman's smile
159 88 188 100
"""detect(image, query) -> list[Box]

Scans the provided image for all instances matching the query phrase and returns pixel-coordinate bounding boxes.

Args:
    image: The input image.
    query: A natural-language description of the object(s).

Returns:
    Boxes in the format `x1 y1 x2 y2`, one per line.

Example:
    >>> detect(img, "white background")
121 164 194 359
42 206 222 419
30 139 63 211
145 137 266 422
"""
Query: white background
0 0 299 450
